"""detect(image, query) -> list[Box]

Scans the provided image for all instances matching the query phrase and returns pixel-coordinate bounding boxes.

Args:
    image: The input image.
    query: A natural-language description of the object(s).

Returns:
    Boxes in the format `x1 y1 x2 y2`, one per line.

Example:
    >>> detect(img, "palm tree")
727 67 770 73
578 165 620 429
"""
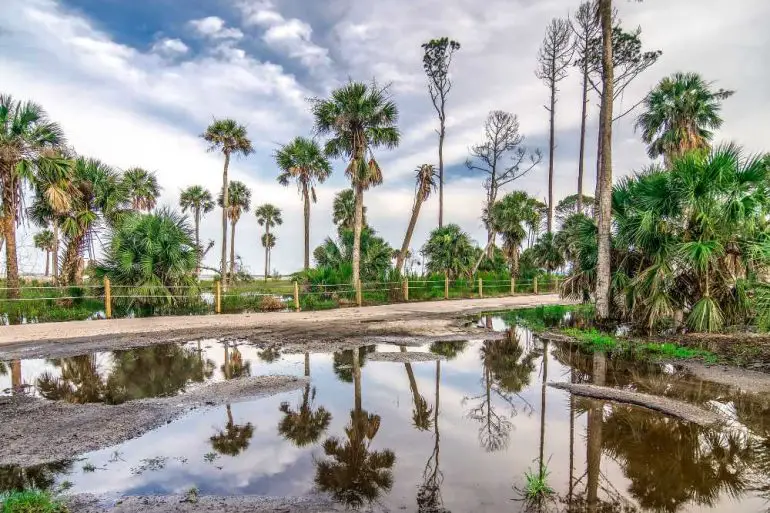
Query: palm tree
201 119 254 287
312 81 400 305
488 191 539 277
60 157 128 284
531 232 565 273
332 189 365 232
276 137 332 269
218 180 251 279
255 204 283 281
122 167 161 211
422 224 476 279
261 232 277 278
637 72 734 165
33 229 56 276
396 164 437 273
179 185 215 273
0 95 67 298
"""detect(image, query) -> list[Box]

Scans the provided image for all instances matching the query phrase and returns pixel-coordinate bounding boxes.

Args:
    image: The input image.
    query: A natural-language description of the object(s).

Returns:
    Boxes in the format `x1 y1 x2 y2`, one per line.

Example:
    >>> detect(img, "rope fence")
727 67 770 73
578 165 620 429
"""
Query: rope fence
0 274 562 322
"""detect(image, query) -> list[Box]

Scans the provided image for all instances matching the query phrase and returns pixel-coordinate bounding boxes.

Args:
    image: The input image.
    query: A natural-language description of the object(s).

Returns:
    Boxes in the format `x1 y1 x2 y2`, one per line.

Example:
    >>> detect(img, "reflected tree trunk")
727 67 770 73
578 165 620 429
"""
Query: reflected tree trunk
539 340 549 475
304 352 310 378
568 362 576 508
586 351 606 513
353 346 362 413
223 341 231 380
11 359 21 394
226 403 233 426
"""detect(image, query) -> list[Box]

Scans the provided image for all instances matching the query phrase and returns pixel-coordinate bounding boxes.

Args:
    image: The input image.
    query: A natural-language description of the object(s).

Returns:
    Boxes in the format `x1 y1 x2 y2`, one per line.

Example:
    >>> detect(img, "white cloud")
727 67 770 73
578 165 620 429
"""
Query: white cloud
189 16 244 40
238 0 331 69
151 37 189 56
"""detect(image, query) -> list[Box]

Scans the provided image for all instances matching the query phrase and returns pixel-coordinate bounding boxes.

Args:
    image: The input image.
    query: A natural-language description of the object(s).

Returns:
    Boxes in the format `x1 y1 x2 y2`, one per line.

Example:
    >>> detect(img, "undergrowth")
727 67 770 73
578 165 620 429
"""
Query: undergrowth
0 490 68 513
561 328 719 362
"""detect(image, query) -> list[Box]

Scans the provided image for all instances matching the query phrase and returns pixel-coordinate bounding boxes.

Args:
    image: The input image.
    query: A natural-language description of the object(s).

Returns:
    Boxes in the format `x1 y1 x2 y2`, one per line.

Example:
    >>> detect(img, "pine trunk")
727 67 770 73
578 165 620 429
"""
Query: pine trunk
547 79 556 233
438 112 445 229
595 0 615 320
220 152 230 288
302 183 310 270
577 59 589 215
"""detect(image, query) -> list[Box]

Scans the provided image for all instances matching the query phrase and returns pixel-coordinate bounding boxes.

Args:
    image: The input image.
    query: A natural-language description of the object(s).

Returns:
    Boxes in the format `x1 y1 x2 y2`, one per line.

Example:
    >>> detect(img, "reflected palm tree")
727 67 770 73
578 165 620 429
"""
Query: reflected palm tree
36 355 108 403
315 347 396 508
210 403 255 457
257 345 281 364
278 353 332 447
417 360 450 513
428 341 467 360
0 460 74 493
465 331 538 452
332 346 375 383
401 346 433 431
221 343 251 379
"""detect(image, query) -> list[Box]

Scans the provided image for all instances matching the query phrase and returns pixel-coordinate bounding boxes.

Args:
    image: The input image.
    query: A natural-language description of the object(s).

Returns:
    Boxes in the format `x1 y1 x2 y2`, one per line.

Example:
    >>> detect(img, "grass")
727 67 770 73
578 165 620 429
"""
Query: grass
560 328 719 362
523 465 554 502
498 304 595 333
0 490 68 513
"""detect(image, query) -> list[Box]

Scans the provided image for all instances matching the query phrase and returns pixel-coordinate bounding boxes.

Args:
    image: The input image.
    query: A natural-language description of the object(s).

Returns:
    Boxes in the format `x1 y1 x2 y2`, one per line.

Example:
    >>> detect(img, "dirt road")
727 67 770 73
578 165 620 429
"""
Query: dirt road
0 294 566 351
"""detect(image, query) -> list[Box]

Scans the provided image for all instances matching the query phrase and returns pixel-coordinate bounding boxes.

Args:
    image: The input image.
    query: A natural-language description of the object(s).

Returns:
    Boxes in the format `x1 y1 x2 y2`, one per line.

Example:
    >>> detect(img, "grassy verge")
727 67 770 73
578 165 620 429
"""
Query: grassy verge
0 490 68 513
560 328 719 363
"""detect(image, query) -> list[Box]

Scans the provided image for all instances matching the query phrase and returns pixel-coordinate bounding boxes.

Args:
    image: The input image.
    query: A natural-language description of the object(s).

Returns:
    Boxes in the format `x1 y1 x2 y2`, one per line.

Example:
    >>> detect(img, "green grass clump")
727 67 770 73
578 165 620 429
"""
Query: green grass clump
523 466 554 501
0 490 68 513
561 328 719 362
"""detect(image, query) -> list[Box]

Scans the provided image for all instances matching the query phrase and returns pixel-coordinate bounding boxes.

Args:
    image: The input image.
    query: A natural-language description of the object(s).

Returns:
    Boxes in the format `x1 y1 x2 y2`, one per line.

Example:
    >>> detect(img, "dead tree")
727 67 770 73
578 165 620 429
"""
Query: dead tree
536 17 574 234
466 111 541 257
422 37 461 229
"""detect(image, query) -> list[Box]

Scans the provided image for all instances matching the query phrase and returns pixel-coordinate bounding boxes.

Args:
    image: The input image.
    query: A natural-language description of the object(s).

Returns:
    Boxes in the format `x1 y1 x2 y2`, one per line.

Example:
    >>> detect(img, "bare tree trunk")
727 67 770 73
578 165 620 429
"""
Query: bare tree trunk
577 59 589 215
396 196 424 272
352 184 364 306
194 210 201 275
302 183 311 270
547 79 556 233
220 152 230 289
438 113 445 229
593 114 603 214
229 219 236 279
2 174 20 299
595 0 615 320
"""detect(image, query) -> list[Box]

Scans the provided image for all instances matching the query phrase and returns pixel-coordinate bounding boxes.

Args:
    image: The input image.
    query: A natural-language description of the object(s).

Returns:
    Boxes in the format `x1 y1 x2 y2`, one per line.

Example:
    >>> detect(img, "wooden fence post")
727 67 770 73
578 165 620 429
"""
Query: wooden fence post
104 277 112 319
478 277 483 298
215 280 222 313
294 281 300 312
533 276 539 295
511 277 515 296
444 273 449 300
403 278 409 302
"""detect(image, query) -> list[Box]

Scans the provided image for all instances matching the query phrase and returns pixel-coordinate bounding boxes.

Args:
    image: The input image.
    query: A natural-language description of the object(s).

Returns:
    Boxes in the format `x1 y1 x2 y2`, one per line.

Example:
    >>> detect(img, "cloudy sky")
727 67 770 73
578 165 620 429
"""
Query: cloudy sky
2 0 768 275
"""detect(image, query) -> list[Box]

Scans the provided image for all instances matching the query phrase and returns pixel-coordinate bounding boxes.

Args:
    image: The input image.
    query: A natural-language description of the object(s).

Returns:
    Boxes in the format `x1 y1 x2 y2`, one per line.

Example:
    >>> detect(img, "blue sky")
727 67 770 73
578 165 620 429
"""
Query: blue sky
2 0 768 274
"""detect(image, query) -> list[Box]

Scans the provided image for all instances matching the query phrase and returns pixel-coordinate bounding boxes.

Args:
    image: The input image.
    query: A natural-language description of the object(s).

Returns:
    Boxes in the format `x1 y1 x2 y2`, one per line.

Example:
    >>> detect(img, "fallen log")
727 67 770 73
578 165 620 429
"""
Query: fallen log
549 382 722 427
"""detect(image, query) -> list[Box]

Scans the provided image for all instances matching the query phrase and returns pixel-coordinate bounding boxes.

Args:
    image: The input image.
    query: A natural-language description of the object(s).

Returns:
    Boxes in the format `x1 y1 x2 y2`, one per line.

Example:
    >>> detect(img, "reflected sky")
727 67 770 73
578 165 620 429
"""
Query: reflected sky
2 313 770 512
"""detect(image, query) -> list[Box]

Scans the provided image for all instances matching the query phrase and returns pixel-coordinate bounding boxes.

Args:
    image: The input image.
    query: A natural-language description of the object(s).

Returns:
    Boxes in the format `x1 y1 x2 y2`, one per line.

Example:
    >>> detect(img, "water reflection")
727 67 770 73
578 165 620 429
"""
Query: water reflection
315 347 396 508
278 353 331 447
209 404 254 457
417 360 448 513
0 461 74 493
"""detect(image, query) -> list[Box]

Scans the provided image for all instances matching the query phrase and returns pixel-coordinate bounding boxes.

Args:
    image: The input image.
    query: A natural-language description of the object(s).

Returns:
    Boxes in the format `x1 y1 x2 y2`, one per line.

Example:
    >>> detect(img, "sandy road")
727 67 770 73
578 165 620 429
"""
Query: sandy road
0 294 565 346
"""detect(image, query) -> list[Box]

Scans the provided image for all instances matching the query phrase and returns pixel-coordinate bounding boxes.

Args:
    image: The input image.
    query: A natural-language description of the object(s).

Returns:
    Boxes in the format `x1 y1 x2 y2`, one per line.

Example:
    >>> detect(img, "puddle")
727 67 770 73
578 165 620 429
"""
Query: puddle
2 312 770 512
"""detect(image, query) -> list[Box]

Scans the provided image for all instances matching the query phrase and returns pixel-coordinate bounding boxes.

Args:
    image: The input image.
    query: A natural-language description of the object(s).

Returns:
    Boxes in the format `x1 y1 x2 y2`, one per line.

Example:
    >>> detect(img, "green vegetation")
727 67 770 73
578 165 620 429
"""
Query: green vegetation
561 328 718 362
523 465 554 502
0 490 67 513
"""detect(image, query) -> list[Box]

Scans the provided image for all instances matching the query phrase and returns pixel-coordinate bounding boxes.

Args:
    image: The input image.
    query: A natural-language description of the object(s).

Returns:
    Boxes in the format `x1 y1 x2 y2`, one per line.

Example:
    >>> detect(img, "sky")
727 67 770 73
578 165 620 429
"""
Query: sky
2 0 768 275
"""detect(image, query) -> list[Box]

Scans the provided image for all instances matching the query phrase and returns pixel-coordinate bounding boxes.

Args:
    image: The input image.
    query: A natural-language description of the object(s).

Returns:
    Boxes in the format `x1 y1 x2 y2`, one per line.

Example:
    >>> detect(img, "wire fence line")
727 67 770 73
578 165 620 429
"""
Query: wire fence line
0 275 561 323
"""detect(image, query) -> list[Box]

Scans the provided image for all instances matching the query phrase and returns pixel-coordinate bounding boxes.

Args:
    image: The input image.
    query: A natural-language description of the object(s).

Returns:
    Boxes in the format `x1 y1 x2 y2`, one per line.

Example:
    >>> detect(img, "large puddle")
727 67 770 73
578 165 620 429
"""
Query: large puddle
2 311 770 512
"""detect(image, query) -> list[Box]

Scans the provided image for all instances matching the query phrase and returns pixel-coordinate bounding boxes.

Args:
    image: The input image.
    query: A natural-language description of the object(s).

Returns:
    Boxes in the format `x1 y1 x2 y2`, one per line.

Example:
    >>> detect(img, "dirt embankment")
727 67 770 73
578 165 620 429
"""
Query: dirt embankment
0 376 307 467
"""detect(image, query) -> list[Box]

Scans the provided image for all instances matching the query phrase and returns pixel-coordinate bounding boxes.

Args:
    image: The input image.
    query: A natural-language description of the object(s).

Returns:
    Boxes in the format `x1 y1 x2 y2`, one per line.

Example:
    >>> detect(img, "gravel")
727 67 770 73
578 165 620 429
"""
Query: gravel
0 376 307 466
366 352 445 363
549 382 723 427
680 362 770 393
67 494 349 513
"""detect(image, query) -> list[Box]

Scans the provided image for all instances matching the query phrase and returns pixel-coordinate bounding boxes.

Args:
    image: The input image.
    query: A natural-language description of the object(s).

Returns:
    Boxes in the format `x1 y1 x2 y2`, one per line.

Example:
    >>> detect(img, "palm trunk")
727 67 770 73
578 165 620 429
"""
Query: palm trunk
44 250 50 277
221 152 230 289
353 347 362 413
229 219 236 279
547 76 556 234
353 184 364 306
194 209 201 275
577 58 589 215
2 173 20 299
396 195 425 272
52 221 59 283
438 112 445 229
226 403 234 427
304 352 310 377
264 225 270 282
586 351 606 513
62 232 86 285
302 183 311 270
595 0 615 320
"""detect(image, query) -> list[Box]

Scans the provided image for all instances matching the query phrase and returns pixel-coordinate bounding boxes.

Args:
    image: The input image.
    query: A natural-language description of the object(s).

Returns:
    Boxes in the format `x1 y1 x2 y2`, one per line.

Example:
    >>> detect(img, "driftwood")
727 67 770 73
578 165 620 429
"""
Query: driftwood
549 382 722 427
